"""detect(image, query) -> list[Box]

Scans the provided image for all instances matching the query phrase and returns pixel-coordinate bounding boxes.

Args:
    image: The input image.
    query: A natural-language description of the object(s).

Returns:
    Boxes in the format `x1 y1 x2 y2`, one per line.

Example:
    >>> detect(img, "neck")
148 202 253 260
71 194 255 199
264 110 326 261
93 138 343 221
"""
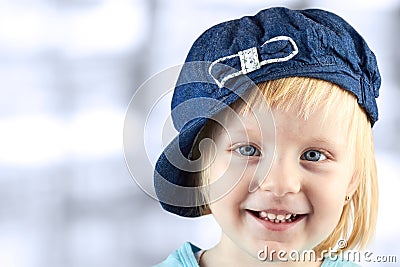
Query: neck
201 234 322 267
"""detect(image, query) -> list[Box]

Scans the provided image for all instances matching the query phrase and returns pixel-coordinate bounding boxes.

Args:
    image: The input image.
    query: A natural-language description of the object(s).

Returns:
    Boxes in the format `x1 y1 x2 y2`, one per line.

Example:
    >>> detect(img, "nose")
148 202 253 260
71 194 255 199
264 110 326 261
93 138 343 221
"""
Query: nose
258 154 301 197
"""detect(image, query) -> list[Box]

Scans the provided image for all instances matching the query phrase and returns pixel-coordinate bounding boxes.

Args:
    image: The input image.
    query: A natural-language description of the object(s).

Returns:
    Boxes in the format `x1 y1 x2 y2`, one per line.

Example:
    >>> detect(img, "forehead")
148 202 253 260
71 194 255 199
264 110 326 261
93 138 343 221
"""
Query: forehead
217 97 351 147
272 103 350 147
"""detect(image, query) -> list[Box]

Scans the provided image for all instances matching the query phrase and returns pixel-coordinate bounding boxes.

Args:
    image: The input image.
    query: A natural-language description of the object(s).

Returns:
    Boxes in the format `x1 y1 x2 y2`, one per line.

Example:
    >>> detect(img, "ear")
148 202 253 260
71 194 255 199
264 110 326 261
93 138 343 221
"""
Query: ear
345 172 360 202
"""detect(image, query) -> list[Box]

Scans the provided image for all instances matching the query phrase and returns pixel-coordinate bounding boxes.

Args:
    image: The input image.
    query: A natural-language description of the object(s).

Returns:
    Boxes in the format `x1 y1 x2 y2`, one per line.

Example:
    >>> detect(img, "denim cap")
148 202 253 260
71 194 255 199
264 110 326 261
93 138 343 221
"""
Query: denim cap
154 7 381 217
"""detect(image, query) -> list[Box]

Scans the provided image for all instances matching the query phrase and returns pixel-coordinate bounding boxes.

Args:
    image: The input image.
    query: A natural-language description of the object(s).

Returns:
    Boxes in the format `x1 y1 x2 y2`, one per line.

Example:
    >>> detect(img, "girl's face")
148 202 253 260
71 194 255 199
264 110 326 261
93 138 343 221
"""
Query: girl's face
207 101 358 265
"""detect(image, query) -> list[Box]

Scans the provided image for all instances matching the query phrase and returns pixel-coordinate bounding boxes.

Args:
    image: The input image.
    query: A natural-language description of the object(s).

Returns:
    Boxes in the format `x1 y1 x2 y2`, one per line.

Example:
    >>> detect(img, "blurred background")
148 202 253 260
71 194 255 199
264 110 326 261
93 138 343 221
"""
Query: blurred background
0 0 399 266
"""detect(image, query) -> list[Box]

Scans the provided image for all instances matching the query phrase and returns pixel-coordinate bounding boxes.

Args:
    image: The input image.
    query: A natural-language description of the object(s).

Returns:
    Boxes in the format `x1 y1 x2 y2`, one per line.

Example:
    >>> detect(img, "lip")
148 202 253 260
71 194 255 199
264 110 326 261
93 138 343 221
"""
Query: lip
246 209 306 232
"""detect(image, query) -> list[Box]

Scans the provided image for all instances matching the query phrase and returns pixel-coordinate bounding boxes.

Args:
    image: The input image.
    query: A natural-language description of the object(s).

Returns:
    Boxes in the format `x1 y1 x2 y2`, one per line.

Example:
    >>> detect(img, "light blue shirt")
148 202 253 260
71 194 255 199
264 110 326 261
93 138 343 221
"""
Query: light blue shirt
153 242 361 267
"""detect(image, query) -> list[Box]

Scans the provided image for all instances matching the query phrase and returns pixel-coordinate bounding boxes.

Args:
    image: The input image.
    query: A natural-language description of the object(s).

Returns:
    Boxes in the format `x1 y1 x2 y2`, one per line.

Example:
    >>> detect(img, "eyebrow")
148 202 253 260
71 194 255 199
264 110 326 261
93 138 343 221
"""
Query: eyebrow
306 136 345 147
224 128 259 139
223 124 274 142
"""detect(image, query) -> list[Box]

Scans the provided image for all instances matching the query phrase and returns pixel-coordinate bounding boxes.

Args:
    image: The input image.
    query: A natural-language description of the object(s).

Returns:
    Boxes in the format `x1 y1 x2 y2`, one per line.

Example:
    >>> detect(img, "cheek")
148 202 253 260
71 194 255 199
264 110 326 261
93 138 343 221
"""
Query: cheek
208 186 244 232
208 154 254 201
305 171 352 236
208 163 252 218
209 170 250 209
313 190 345 219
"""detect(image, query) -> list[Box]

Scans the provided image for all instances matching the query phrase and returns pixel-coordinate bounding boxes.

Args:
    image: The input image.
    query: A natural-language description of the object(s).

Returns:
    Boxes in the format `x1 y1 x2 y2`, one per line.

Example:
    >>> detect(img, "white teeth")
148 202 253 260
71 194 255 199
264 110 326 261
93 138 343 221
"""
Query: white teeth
257 212 297 223
276 214 285 220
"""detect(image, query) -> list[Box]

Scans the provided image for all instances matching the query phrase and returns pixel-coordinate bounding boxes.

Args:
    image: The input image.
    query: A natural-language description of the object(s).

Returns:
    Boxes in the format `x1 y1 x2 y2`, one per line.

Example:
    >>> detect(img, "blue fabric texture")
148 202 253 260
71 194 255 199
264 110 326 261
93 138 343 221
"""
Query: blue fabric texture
153 242 361 267
153 242 200 267
154 7 381 217
322 257 361 267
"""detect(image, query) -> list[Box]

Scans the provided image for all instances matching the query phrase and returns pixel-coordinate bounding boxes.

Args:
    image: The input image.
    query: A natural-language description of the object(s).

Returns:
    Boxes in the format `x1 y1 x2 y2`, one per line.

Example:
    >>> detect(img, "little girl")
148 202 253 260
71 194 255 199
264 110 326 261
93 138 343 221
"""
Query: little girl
153 7 380 267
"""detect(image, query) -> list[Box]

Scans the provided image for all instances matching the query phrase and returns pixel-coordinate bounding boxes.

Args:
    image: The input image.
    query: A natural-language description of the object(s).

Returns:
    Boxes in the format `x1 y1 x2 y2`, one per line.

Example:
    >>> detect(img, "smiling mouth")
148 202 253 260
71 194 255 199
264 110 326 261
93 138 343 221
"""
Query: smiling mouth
247 210 305 224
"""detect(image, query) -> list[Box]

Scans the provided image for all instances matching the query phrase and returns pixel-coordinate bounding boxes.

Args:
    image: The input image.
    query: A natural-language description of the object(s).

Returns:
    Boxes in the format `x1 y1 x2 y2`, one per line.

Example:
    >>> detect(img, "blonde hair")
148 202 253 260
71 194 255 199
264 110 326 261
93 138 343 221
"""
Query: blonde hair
192 77 378 253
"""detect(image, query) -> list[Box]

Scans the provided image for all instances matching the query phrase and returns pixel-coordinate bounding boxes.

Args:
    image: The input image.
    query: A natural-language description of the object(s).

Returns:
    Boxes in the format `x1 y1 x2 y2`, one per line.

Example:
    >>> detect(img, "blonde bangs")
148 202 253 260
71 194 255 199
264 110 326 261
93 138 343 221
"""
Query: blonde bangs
241 77 358 130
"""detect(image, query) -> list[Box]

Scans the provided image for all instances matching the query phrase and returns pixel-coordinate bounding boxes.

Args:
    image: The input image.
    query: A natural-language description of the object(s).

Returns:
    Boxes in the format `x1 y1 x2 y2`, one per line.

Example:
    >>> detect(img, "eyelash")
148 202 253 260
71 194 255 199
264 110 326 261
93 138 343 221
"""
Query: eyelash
300 149 330 162
233 144 261 157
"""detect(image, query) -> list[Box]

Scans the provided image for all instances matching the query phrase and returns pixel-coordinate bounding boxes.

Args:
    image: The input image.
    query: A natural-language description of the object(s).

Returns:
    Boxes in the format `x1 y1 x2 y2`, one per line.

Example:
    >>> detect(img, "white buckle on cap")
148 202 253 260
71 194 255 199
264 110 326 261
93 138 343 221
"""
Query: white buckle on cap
209 36 299 88
238 47 260 74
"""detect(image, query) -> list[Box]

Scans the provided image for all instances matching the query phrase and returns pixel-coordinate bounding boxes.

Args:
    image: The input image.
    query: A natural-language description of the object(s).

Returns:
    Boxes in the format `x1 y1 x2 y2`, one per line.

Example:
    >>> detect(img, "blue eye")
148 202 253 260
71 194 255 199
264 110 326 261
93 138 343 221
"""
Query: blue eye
301 150 327 162
235 145 261 157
